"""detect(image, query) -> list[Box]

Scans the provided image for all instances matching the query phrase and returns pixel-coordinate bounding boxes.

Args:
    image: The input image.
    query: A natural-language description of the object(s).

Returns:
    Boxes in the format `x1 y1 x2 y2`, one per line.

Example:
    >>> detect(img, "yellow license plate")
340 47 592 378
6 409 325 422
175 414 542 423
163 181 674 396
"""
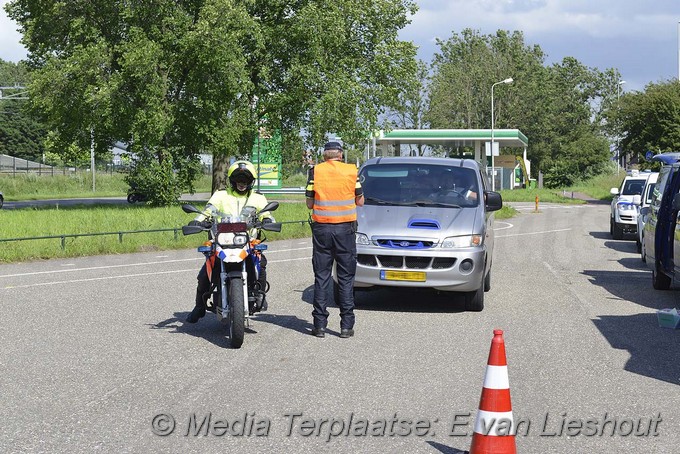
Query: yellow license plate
380 270 426 282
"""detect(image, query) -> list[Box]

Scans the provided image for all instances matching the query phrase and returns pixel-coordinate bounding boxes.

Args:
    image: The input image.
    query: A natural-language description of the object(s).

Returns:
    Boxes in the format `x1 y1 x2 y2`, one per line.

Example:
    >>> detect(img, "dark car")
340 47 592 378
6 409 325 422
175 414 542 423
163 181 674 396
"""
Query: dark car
642 153 680 288
0 190 3 209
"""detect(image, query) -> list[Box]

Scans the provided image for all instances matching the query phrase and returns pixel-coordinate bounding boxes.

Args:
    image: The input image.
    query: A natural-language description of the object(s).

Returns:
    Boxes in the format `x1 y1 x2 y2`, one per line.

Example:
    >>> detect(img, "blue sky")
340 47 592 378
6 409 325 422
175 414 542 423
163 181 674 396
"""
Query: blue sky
1 0 678 92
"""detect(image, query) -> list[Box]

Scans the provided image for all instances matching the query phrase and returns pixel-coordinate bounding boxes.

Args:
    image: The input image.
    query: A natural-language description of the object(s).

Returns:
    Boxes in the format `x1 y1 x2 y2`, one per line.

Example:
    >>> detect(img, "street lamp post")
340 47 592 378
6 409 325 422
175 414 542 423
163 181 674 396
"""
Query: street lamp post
491 78 513 191
616 80 626 173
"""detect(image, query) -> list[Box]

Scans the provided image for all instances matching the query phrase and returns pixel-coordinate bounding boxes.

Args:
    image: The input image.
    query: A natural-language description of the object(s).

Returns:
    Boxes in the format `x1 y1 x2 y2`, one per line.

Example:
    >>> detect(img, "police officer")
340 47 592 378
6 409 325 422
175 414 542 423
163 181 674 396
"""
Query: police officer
305 142 364 338
186 160 274 323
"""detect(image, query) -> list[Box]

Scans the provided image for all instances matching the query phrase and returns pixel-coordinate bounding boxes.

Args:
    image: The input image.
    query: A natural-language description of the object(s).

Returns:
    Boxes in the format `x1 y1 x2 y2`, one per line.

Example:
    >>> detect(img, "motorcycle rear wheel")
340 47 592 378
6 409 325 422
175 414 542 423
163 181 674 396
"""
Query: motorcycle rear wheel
127 193 137 204
228 277 245 348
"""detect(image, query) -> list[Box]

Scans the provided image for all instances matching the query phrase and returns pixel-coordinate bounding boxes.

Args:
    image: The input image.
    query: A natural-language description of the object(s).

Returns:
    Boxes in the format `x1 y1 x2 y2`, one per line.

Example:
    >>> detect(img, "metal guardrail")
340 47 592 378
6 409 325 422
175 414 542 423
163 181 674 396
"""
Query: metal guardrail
0 228 183 249
0 220 310 249
258 187 305 195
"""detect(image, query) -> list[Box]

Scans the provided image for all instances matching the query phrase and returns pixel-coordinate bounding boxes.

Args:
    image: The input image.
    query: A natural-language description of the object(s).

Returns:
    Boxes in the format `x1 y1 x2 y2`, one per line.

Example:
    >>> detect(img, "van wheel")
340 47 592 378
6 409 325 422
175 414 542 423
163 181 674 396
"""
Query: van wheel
641 235 647 262
609 218 614 235
652 262 671 290
612 222 623 240
464 284 484 312
483 270 491 292
636 239 642 254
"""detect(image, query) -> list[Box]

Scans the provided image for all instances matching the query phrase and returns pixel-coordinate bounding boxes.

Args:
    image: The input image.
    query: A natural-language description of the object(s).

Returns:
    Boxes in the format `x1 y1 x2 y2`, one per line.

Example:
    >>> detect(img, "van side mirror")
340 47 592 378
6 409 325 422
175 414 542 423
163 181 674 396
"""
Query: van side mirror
485 191 503 212
610 188 619 195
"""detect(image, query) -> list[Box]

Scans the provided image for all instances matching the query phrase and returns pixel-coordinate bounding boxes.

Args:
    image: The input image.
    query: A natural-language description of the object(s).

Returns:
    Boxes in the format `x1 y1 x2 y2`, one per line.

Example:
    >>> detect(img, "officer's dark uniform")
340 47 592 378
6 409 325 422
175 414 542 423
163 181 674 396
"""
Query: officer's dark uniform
305 142 363 338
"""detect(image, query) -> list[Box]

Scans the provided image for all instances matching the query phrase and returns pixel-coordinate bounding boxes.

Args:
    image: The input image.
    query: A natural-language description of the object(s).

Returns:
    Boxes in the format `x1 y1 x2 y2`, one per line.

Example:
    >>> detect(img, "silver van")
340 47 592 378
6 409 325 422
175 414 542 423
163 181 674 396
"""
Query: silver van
354 157 503 311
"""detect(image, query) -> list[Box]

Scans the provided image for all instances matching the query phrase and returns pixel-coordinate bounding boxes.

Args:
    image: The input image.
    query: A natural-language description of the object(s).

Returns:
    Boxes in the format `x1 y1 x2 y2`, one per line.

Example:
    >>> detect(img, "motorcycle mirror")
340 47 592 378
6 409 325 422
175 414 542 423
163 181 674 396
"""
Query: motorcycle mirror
182 225 204 235
259 201 279 214
261 222 282 233
182 204 201 214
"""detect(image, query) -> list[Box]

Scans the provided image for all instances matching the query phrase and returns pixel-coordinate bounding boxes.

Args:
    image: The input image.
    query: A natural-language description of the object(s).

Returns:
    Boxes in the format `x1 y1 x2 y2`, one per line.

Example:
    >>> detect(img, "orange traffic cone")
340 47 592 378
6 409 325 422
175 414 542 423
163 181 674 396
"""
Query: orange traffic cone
469 329 516 454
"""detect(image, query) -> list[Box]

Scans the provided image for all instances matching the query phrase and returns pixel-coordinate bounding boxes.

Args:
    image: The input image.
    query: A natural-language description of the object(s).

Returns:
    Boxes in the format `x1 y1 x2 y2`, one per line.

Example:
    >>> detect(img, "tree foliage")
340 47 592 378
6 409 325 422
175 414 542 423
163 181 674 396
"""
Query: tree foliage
0 59 47 162
612 81 680 162
384 60 430 156
426 29 617 187
6 0 418 202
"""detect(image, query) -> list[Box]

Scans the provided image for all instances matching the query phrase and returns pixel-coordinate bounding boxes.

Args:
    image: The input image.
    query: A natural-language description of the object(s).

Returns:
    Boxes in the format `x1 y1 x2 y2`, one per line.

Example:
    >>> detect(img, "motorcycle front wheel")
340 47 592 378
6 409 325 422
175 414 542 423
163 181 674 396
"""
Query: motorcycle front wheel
127 193 137 204
228 277 245 348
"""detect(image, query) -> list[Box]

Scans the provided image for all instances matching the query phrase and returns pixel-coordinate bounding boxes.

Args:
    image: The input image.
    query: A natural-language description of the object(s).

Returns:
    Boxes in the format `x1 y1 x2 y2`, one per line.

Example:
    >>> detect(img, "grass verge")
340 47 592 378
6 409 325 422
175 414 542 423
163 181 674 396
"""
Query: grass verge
0 202 312 263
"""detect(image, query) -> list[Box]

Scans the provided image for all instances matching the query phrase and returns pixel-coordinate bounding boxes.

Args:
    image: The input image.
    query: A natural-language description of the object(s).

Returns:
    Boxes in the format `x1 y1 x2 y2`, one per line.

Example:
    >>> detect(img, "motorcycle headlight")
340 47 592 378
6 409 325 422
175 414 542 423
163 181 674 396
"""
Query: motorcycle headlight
356 233 370 245
442 235 483 248
217 232 247 246
217 232 235 246
616 203 636 211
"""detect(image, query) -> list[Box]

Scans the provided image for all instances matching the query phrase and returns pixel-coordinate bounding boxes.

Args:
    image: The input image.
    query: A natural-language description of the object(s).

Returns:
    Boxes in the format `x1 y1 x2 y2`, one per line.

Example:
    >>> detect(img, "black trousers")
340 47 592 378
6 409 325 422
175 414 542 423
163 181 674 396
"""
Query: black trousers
195 254 267 306
311 222 357 330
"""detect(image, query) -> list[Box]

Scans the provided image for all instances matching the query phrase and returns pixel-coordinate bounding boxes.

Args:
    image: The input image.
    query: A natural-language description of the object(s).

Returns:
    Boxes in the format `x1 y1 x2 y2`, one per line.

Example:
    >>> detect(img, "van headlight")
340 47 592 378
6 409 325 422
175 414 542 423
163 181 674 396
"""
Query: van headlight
356 233 370 245
217 233 247 246
442 235 483 248
616 203 636 212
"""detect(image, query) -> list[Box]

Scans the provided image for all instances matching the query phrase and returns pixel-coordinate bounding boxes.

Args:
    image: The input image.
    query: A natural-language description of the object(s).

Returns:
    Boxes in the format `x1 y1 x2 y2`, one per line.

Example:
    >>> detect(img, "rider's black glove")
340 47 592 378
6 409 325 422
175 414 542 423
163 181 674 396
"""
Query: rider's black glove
189 220 211 228
262 217 273 224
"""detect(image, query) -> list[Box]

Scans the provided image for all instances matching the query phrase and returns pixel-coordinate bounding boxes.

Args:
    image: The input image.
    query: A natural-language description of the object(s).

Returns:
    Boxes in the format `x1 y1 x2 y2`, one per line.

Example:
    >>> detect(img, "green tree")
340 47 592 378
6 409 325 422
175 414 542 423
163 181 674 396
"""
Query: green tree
612 80 680 163
7 0 418 203
0 59 47 162
385 59 429 156
426 29 615 186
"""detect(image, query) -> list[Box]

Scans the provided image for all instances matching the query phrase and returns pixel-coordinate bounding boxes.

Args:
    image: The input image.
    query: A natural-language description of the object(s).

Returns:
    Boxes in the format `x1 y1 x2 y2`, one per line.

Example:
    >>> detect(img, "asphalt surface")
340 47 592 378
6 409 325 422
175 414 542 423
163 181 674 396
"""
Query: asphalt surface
1 201 678 453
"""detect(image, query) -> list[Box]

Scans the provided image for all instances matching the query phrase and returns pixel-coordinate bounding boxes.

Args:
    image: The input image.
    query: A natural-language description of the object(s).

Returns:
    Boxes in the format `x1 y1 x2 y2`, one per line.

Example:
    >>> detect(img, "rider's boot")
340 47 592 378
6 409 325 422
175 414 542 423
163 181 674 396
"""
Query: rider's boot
260 293 268 312
258 272 268 312
186 290 207 323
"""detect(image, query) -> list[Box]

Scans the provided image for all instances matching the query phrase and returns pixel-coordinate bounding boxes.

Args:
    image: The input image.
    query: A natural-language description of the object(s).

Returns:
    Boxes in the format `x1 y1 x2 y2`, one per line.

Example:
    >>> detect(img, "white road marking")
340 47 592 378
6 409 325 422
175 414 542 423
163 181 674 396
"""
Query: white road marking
0 258 202 279
0 245 314 279
494 221 514 231
497 228 572 238
4 269 196 289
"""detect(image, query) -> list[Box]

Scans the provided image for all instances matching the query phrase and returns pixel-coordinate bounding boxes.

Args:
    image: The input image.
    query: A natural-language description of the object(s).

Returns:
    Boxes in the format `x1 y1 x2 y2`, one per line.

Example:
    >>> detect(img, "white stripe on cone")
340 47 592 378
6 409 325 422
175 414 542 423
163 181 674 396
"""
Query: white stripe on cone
473 410 515 436
483 365 510 389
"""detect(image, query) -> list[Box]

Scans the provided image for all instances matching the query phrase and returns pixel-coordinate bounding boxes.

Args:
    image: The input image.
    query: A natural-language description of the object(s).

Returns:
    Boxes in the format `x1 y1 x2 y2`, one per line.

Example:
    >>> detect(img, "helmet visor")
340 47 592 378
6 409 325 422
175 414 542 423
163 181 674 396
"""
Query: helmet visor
232 172 252 184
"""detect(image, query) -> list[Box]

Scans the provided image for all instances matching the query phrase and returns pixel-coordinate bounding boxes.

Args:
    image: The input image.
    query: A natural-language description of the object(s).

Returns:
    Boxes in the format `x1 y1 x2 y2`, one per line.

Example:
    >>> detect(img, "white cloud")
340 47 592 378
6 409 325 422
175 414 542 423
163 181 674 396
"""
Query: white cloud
0 0 27 62
401 0 680 90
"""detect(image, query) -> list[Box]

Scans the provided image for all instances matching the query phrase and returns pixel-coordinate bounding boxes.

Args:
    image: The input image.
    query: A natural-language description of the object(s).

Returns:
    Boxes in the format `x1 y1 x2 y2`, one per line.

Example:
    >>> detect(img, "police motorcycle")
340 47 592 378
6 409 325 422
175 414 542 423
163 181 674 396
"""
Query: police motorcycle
181 201 282 348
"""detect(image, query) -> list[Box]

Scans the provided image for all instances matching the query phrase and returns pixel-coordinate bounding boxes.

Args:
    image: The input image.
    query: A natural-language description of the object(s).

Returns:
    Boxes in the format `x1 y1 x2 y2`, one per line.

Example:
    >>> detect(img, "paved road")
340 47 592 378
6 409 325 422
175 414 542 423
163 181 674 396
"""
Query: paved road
0 202 678 453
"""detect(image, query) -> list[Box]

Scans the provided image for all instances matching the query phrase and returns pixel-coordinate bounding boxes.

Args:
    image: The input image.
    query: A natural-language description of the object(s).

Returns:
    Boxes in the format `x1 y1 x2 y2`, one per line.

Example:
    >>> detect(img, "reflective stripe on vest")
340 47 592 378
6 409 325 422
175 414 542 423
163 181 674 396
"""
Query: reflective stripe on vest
312 161 358 223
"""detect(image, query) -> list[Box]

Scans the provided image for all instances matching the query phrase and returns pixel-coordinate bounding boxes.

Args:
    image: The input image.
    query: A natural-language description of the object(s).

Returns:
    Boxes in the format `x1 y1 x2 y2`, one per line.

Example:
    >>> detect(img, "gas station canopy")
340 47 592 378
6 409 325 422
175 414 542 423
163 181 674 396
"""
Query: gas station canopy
376 129 528 149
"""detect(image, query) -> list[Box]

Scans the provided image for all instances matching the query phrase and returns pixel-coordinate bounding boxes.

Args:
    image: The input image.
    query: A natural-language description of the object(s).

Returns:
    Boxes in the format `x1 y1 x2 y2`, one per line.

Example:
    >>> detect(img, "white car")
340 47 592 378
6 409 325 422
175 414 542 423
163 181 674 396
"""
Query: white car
637 172 658 257
610 171 652 240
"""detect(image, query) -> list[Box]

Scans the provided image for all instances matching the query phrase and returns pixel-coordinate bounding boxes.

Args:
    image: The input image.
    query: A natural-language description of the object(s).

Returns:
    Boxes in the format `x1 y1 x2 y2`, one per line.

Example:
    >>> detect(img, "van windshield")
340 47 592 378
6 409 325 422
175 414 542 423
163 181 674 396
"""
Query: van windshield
360 164 479 208
621 179 646 196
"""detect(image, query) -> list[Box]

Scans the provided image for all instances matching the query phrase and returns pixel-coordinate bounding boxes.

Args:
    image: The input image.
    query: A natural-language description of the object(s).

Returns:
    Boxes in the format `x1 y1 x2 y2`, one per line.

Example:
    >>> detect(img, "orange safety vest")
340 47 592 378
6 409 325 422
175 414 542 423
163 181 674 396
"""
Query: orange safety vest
311 161 358 224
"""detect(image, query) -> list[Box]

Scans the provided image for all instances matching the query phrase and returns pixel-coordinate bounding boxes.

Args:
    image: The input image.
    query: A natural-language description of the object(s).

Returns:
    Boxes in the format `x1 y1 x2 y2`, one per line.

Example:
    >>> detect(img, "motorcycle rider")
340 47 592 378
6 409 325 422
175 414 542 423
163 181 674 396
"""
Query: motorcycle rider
186 160 274 323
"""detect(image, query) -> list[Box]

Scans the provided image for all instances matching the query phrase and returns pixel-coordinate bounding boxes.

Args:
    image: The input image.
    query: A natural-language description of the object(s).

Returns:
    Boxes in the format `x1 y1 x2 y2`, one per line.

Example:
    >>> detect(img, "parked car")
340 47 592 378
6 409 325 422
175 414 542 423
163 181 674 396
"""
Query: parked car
642 153 680 289
0 190 3 209
636 172 658 257
351 157 503 311
609 170 652 240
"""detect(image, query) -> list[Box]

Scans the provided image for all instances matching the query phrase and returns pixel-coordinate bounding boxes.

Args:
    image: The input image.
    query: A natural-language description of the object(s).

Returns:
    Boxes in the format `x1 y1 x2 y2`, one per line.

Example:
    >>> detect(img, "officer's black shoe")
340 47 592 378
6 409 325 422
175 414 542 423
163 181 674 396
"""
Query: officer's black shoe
340 328 354 338
311 327 325 338
186 305 206 323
